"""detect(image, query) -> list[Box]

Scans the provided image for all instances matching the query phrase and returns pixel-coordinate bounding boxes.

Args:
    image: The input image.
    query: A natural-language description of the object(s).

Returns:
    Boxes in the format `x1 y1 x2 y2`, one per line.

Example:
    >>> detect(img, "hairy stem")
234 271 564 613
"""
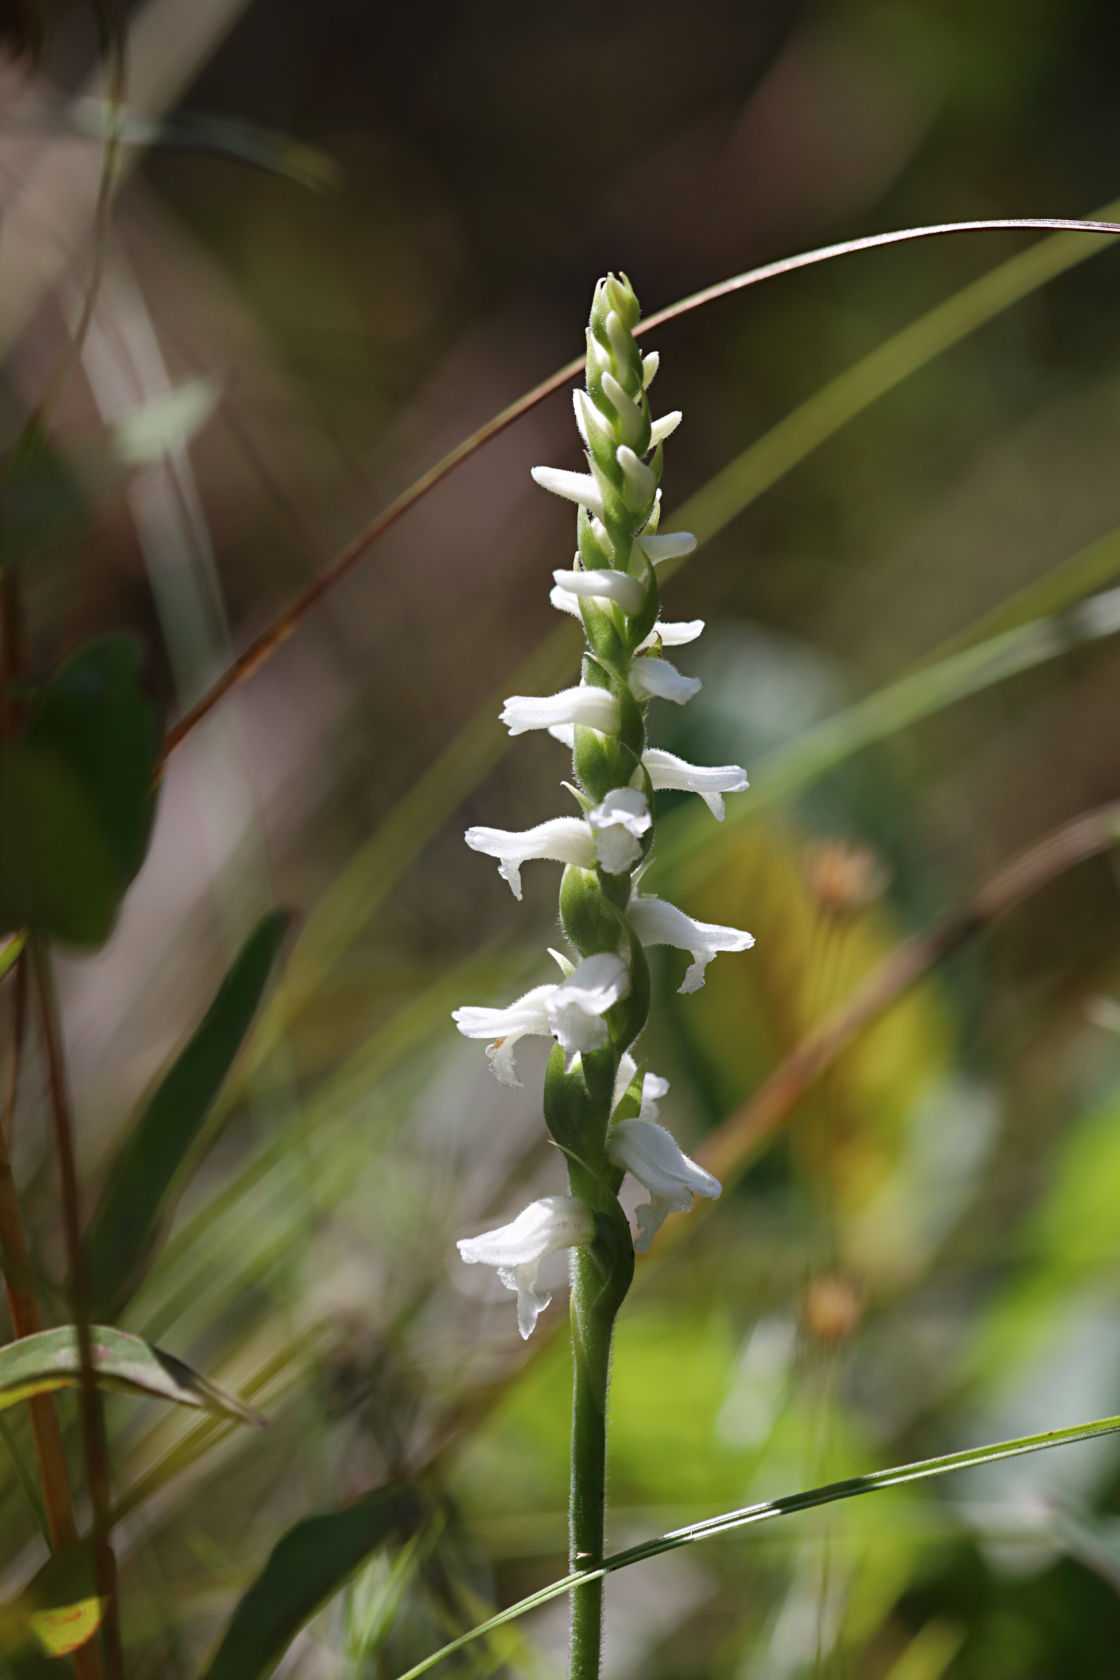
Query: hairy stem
568 1244 615 1680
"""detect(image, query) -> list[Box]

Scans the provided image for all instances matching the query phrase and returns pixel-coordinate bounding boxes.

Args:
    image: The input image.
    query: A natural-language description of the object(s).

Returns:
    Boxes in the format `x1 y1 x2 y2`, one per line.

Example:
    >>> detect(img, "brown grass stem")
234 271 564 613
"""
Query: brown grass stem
29 937 122 1680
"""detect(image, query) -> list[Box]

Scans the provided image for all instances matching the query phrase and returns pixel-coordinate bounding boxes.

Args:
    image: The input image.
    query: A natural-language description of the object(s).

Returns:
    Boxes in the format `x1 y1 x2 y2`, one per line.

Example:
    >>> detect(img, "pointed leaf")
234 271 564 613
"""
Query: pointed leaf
201 1485 421 1680
0 1326 264 1426
84 909 295 1318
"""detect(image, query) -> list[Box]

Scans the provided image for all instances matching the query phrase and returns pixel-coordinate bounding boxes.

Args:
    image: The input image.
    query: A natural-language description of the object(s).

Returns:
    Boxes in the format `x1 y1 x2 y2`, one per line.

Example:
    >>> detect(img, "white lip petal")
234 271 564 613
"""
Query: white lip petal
545 951 630 1067
587 787 652 875
451 985 554 1087
458 1195 595 1338
465 817 595 900
500 685 619 737
552 566 646 617
548 722 576 748
636 532 697 565
608 1118 721 1251
550 584 582 620
641 748 749 820
530 465 605 519
629 656 702 706
628 894 754 993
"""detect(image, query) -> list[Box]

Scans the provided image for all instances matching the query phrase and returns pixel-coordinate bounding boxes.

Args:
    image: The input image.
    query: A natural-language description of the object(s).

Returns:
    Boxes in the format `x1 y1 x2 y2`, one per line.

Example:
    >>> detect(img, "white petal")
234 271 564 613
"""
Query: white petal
458 1195 594 1338
612 1051 639 1110
608 1118 720 1251
648 410 682 448
616 445 656 509
641 748 749 820
637 618 705 652
531 465 604 519
552 566 645 617
589 516 615 559
550 584 582 620
451 985 554 1086
587 787 651 875
641 351 660 389
628 895 754 994
636 532 697 565
601 370 646 449
465 817 595 900
548 722 576 748
630 656 702 706
546 951 629 1067
500 685 619 737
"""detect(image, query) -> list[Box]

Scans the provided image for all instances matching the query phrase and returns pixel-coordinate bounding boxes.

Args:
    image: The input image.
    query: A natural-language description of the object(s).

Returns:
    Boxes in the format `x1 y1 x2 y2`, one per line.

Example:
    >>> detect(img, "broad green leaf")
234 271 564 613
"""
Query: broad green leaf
0 636 161 946
0 1326 264 1426
201 1485 421 1680
84 909 294 1319
394 1411 1120 1679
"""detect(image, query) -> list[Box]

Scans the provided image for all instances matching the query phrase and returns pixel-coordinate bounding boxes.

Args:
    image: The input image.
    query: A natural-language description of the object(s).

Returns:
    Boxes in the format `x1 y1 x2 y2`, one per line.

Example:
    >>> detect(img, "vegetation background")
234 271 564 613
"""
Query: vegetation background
6 0 1120 1675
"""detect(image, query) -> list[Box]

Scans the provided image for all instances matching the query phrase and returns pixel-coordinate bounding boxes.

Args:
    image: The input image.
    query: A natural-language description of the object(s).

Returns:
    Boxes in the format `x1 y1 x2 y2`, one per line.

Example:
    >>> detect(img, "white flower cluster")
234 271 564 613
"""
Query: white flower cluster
453 275 752 1336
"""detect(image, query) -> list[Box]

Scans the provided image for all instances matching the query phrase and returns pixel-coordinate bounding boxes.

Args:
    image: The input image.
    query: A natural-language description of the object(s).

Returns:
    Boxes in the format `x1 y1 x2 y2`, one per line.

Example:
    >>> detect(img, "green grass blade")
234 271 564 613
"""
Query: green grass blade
656 588 1120 889
393 1411 1120 1680
83 908 294 1320
199 1484 422 1680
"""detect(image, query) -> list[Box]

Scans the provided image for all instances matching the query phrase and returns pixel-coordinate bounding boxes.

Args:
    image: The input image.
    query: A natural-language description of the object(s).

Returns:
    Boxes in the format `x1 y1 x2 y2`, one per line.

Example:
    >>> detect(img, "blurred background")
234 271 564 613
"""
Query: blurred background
6 0 1120 1674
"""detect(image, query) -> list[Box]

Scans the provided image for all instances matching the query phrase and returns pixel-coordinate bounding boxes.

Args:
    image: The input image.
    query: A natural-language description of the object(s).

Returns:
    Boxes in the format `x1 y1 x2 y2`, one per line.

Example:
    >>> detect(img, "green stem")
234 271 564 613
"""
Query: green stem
568 1243 616 1680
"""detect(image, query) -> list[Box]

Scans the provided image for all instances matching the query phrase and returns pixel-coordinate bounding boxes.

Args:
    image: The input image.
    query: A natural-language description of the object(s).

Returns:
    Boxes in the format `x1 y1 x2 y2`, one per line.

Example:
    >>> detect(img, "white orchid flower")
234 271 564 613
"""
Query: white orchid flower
636 531 697 565
608 1119 721 1251
465 816 594 900
636 617 704 651
629 656 701 705
530 465 605 518
587 787 651 874
551 566 646 617
452 951 629 1085
627 894 754 993
458 1196 594 1338
611 1053 670 1120
501 685 619 738
641 747 749 820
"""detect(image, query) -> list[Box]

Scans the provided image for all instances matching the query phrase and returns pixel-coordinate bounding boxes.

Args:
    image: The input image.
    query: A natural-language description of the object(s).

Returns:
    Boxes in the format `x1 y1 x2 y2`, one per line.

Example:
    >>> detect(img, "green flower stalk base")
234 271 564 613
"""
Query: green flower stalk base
453 274 753 1678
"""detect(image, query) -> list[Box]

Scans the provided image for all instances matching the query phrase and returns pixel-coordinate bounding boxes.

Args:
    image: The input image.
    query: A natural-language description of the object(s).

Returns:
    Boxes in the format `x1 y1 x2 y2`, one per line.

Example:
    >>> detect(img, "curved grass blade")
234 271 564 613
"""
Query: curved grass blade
200 1484 422 1680
83 908 294 1320
162 207 1120 763
393 1411 1120 1680
0 1326 265 1426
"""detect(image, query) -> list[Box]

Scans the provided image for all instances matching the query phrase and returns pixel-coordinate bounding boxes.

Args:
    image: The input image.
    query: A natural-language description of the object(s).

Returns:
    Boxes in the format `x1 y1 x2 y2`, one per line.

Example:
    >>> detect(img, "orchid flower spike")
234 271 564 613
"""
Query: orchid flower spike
458 1196 595 1338
452 951 629 1085
608 1120 721 1251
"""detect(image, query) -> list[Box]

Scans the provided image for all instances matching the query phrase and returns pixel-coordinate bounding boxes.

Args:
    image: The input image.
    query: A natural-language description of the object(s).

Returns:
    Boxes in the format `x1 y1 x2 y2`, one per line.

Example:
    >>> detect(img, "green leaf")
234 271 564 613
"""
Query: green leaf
0 636 161 946
201 1485 421 1680
0 1326 264 1426
393 1411 1120 1680
84 909 295 1319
